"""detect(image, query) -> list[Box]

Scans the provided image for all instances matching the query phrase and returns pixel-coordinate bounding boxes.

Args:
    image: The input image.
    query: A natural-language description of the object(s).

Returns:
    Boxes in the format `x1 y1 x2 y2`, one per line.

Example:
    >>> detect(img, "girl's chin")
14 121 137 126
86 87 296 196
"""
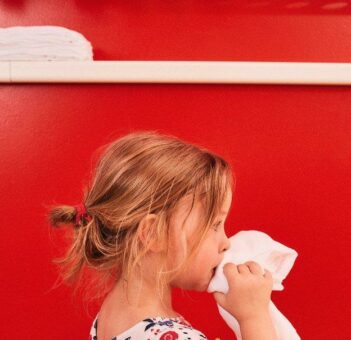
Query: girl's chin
172 269 217 291
196 282 211 292
188 276 214 292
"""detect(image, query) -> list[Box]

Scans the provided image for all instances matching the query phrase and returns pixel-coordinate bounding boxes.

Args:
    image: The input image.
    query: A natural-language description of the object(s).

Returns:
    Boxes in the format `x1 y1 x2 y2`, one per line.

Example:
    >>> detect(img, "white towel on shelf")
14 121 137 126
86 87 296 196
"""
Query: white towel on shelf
0 25 93 61
207 230 300 340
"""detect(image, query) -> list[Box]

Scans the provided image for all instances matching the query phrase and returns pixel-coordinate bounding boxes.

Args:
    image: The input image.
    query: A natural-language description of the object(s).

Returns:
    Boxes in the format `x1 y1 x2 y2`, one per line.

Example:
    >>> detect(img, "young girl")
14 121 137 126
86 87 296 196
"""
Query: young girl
48 130 277 340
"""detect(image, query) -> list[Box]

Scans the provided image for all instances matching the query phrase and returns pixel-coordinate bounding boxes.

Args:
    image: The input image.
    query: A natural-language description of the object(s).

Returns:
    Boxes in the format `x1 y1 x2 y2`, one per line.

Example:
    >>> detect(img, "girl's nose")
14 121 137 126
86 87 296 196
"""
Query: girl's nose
221 234 230 252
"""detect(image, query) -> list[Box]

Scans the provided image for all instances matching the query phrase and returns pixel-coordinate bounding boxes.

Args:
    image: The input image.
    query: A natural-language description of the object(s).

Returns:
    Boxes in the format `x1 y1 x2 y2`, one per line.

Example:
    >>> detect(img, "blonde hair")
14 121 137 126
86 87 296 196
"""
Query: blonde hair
46 130 235 310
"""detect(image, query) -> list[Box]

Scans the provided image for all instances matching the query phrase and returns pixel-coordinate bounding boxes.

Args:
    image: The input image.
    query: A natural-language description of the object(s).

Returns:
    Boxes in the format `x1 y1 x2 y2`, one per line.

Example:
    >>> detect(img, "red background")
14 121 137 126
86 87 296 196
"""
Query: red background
1 1 351 339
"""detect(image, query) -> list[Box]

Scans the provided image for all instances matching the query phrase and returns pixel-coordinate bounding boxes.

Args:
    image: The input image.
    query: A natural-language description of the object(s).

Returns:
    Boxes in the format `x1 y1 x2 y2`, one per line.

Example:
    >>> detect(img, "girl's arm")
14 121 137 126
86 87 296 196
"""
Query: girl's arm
213 262 279 340
239 312 278 340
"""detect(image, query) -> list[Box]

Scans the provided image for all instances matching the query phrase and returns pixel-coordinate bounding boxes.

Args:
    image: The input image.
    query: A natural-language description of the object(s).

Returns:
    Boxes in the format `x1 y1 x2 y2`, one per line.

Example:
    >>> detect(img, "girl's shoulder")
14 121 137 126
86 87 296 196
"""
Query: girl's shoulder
90 314 208 340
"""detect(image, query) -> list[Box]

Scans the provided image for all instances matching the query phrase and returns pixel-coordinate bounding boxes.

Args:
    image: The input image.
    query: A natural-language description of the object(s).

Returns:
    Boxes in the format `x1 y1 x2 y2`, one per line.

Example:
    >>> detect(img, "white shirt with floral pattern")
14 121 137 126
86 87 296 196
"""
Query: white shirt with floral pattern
89 314 208 340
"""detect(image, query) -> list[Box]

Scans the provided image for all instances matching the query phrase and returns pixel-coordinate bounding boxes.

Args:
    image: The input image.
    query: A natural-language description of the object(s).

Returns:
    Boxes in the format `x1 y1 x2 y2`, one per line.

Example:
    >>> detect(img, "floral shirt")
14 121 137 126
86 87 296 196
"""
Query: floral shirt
89 314 208 340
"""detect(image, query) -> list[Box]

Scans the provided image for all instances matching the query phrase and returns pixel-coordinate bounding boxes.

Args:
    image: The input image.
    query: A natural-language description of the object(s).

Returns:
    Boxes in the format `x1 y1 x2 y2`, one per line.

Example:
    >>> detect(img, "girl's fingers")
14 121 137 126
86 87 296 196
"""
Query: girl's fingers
212 291 225 306
237 263 251 274
244 261 265 275
223 262 239 277
223 262 271 279
263 268 273 279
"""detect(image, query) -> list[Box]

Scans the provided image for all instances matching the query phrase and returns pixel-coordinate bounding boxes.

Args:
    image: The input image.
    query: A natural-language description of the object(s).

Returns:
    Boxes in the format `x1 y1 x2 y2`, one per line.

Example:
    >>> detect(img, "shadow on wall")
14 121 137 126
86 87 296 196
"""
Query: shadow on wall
69 0 351 15
1 1 350 15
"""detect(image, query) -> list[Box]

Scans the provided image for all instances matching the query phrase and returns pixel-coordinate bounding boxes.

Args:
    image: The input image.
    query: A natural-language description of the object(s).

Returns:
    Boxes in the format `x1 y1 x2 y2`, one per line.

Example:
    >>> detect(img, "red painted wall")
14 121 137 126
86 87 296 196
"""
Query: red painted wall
1 1 350 339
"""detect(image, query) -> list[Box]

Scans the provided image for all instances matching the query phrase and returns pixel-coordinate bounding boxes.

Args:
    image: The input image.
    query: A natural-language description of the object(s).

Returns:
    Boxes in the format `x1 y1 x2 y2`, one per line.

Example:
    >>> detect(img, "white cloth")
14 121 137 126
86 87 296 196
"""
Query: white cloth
207 230 300 340
0 25 93 61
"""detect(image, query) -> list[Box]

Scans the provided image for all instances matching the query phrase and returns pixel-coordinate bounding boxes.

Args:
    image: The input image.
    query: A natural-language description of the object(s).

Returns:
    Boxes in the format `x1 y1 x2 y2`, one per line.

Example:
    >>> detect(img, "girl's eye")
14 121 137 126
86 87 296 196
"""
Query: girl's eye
212 221 222 231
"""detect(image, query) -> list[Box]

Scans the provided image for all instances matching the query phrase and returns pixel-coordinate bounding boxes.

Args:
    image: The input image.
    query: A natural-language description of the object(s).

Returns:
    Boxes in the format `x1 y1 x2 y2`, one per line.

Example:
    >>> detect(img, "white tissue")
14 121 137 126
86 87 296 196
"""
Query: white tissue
0 25 93 61
207 230 301 340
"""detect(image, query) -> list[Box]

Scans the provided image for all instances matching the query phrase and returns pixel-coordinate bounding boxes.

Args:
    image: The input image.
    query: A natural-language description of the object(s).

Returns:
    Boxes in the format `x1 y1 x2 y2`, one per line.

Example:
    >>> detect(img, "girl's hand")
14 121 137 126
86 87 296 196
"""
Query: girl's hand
213 261 273 323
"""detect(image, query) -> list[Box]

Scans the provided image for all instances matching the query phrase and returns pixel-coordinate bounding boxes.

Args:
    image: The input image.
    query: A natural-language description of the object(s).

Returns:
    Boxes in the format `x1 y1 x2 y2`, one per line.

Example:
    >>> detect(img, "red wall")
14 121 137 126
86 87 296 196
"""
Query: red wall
1 1 351 339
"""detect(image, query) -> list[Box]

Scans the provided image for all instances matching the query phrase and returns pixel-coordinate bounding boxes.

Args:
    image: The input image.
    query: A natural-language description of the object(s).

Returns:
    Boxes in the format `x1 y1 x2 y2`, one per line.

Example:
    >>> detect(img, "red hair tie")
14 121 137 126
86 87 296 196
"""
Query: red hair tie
74 203 92 225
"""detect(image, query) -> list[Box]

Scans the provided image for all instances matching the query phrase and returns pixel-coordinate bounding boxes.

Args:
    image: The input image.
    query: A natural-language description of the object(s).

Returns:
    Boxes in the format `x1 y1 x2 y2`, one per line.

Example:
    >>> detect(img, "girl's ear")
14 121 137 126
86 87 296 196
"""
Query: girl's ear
137 214 164 253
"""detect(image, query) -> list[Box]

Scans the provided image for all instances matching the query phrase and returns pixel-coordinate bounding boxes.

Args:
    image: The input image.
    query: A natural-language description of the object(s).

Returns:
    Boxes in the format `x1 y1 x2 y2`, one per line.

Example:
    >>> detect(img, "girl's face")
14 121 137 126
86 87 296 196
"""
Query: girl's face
167 188 232 291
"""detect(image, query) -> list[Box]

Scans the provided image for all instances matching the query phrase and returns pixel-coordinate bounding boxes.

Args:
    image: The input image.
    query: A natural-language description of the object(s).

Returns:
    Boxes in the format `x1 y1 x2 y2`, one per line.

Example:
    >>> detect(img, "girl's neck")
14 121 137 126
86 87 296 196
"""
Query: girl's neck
102 255 179 319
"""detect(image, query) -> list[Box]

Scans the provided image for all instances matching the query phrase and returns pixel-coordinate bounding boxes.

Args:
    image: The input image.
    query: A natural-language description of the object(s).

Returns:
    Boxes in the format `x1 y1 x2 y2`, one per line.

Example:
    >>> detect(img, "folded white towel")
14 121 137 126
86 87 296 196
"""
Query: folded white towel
0 25 93 61
207 230 300 340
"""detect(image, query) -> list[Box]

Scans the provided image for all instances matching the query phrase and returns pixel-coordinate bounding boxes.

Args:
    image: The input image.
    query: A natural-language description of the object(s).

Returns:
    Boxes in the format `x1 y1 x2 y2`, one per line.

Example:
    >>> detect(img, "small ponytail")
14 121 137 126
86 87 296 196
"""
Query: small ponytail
48 203 92 229
48 204 78 228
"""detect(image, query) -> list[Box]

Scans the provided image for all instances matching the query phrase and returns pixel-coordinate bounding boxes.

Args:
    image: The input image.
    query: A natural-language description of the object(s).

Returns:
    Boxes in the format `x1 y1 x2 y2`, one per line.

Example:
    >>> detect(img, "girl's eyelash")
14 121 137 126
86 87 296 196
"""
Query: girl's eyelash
213 221 222 230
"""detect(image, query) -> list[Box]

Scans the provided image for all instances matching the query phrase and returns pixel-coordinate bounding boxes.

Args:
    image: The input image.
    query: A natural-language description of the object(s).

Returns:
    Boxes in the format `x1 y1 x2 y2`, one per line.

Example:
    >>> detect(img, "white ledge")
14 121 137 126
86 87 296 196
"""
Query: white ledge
1 61 351 85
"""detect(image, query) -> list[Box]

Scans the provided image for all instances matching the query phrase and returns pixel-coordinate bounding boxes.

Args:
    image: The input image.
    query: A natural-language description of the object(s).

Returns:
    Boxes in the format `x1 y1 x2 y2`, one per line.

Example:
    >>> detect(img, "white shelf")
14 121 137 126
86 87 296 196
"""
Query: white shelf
1 61 351 85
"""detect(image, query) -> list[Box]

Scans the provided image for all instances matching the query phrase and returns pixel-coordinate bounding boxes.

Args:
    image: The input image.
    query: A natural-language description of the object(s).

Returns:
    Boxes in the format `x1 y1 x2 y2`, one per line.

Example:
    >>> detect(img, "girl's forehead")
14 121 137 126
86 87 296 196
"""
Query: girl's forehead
221 189 233 212
174 186 232 217
168 189 232 243
174 192 204 215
